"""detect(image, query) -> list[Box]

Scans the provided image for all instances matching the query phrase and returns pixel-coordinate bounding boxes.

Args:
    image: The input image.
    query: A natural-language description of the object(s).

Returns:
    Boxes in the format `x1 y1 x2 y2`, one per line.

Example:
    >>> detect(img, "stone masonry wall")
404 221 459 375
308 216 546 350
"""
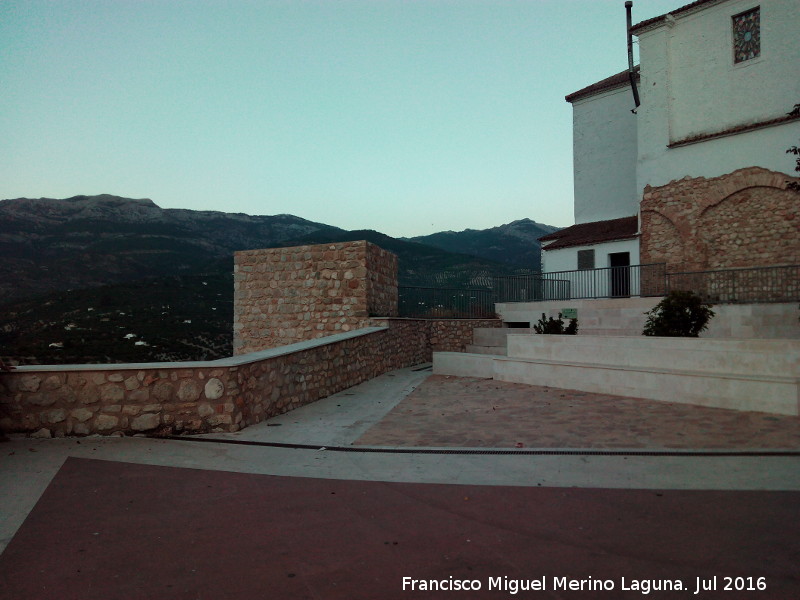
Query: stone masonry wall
373 318 503 357
234 241 398 354
640 167 800 272
1 365 240 438
366 244 399 318
0 318 499 438
1 239 500 438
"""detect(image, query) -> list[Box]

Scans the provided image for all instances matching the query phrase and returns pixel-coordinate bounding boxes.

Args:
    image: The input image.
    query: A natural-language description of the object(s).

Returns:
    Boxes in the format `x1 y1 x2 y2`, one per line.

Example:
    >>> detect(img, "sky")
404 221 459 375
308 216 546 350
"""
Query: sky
0 0 681 238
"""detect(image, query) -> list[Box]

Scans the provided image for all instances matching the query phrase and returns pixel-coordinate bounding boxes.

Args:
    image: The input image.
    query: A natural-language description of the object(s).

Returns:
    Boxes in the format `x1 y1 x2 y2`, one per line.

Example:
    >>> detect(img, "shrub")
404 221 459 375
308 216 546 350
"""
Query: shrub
642 291 715 337
533 313 578 335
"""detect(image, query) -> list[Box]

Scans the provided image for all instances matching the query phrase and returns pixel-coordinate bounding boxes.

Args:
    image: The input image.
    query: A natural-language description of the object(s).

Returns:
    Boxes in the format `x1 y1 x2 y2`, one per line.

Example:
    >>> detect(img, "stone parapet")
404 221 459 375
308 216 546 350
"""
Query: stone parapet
1 329 383 437
0 318 500 438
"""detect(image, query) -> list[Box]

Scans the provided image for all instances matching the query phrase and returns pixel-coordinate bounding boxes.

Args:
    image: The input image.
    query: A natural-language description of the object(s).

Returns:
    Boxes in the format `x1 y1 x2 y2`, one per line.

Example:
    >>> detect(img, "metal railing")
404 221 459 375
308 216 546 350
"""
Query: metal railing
398 286 495 319
493 263 667 302
667 264 800 304
397 264 799 316
491 274 570 303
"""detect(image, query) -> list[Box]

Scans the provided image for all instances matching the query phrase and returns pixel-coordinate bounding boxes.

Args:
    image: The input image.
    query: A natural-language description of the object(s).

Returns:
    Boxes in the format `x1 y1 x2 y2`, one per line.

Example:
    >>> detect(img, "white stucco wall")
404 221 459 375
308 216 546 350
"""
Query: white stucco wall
571 85 639 224
635 0 800 191
541 238 641 298
542 238 641 273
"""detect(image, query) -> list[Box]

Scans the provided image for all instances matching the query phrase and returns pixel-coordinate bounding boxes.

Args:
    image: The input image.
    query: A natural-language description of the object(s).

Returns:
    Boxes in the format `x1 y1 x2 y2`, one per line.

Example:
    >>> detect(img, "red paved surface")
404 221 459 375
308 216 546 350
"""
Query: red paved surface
1 457 798 599
356 376 800 449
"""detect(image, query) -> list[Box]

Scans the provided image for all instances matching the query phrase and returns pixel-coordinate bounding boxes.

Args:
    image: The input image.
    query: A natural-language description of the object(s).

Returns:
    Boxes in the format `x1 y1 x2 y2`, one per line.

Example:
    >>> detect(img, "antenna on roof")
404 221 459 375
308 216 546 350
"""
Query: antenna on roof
625 1 641 113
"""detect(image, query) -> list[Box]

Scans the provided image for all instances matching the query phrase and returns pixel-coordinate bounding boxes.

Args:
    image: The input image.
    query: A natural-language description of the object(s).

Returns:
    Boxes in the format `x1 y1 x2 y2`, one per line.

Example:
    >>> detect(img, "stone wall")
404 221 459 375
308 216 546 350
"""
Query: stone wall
0 363 242 438
374 318 503 355
1 239 502 438
640 167 800 272
234 241 398 354
0 317 500 438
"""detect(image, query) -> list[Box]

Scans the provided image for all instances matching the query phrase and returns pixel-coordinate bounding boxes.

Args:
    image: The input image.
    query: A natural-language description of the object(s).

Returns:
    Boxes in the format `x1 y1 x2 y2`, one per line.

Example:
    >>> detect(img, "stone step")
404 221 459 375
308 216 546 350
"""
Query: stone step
506 335 797 379
472 327 532 346
492 355 798 416
465 344 507 356
433 334 800 416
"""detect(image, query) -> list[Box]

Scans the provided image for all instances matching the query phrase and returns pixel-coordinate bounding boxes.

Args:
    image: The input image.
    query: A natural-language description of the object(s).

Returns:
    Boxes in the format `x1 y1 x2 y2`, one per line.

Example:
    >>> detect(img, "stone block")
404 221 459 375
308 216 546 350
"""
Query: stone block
18 375 41 392
43 409 67 424
42 375 63 391
78 386 100 404
26 393 56 407
71 408 94 422
95 414 119 430
152 380 174 401
177 380 201 402
131 413 160 431
100 384 124 402
204 378 225 400
197 402 215 418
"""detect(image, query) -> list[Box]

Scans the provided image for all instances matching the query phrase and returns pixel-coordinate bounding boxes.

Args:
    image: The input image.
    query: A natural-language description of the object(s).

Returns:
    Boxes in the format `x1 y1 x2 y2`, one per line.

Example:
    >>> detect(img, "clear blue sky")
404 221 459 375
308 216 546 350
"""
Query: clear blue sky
0 0 679 238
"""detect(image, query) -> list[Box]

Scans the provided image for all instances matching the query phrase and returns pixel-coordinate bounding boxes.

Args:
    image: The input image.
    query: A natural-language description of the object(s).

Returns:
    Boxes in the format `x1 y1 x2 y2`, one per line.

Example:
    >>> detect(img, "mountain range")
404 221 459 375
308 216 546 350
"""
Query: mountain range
0 194 559 363
0 194 558 304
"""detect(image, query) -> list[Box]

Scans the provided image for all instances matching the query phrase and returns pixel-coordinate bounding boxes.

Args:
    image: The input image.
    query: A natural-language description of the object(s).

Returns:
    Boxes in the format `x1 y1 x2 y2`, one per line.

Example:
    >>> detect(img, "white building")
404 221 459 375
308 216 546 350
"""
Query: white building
542 0 800 287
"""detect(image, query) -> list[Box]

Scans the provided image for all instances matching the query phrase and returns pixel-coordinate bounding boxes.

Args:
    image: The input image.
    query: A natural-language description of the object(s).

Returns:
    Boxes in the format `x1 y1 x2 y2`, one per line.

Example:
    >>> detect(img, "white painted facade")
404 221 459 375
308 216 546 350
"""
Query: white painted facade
547 0 800 281
571 85 638 224
541 238 641 297
542 238 640 273
636 0 800 191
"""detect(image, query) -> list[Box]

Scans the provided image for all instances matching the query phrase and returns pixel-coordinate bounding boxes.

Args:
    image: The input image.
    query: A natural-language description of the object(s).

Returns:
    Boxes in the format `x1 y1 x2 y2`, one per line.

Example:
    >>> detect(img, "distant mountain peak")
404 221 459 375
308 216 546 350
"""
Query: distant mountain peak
408 218 561 270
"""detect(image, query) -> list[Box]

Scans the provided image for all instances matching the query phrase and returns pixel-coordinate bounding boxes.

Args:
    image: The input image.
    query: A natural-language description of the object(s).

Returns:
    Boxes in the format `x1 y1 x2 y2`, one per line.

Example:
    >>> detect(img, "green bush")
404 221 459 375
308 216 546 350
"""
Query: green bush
533 313 578 335
642 291 715 337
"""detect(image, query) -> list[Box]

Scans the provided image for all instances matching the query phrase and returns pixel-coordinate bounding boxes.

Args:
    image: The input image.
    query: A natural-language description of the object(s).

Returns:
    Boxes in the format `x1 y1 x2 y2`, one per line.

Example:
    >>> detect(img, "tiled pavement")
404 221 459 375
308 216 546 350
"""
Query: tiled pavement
2 368 800 599
355 375 800 449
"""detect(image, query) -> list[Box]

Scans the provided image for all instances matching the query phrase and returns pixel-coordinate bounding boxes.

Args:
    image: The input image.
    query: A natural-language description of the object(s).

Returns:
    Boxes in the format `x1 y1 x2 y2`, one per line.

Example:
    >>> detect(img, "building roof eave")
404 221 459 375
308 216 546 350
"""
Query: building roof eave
565 67 640 104
539 216 639 251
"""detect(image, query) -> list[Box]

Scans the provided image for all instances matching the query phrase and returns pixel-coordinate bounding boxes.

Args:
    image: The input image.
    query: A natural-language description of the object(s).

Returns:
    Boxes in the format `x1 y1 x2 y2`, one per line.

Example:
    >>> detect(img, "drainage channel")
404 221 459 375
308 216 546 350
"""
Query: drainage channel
153 435 800 457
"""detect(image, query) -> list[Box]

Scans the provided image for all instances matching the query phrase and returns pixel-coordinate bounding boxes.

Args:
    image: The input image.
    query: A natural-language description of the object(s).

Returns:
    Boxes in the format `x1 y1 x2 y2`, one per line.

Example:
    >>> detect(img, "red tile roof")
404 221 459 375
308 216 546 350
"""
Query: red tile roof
565 67 639 104
539 216 639 251
631 0 724 34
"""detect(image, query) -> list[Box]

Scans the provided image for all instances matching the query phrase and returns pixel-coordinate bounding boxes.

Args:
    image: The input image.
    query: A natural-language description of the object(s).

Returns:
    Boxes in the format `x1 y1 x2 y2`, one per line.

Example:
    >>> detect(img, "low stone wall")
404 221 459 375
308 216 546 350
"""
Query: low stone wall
373 317 503 355
0 329 385 438
0 318 498 438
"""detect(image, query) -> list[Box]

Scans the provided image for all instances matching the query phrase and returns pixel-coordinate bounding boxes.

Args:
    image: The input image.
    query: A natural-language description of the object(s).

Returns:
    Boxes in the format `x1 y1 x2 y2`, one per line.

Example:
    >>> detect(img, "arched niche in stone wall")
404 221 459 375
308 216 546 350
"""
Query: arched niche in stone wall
698 185 800 270
640 209 688 271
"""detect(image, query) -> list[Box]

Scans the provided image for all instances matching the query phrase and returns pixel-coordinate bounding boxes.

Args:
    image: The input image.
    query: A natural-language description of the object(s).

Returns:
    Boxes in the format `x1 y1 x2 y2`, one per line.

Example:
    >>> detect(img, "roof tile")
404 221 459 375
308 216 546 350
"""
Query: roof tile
540 216 639 251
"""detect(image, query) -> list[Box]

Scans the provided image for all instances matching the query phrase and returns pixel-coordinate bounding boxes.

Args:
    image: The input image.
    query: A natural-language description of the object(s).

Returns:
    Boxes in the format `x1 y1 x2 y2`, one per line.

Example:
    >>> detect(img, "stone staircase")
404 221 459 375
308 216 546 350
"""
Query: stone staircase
465 328 532 355
435 333 800 416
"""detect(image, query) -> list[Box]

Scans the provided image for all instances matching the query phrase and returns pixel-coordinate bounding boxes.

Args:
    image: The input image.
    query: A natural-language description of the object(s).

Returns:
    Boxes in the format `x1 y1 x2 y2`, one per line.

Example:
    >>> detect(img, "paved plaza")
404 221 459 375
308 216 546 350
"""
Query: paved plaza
1 365 799 598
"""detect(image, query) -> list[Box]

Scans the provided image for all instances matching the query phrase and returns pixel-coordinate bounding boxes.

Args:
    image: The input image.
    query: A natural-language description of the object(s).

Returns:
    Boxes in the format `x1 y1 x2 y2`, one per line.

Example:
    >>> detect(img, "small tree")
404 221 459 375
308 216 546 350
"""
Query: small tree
787 103 800 192
533 313 578 335
643 291 715 337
